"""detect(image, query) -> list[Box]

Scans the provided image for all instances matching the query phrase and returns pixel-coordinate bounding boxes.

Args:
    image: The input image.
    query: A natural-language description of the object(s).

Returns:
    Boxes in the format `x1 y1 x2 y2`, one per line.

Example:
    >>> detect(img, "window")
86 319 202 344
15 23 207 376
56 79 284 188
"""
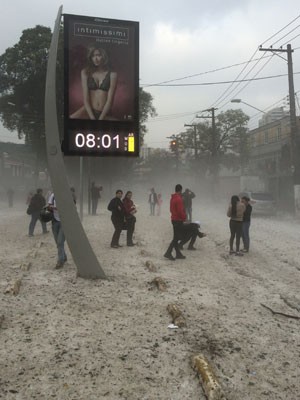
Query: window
277 126 281 140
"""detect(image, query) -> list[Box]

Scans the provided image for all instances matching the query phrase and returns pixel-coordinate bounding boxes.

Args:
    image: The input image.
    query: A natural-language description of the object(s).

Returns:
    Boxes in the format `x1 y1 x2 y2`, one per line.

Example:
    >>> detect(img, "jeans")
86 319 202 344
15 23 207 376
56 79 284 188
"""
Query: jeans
91 197 99 215
229 220 243 252
126 215 136 245
242 221 251 250
51 219 66 264
165 221 184 256
111 216 123 246
150 203 155 216
185 207 192 222
29 211 47 235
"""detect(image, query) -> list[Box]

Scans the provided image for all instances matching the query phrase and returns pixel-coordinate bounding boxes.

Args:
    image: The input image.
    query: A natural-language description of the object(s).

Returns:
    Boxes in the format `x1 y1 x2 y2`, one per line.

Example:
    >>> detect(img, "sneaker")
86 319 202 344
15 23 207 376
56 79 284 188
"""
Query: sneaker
176 254 186 259
111 245 119 249
235 251 244 257
55 262 63 269
164 253 176 261
127 243 135 247
241 249 249 253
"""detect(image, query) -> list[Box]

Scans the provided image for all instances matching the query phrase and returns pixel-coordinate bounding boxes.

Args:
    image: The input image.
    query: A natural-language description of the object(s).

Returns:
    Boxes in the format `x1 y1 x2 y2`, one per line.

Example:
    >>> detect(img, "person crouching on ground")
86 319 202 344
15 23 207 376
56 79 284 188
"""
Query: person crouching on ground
123 191 137 246
107 190 124 248
164 184 186 261
178 222 206 250
227 195 245 256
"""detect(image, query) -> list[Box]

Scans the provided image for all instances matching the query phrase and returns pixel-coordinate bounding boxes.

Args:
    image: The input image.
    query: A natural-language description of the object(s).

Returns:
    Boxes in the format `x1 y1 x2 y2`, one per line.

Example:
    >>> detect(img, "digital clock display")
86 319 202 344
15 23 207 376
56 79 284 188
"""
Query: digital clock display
65 129 138 156
63 13 139 157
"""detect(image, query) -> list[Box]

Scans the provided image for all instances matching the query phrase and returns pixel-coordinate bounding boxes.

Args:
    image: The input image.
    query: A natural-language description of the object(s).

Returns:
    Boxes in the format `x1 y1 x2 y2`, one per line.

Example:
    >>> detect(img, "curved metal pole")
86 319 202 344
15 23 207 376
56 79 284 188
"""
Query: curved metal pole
45 6 106 279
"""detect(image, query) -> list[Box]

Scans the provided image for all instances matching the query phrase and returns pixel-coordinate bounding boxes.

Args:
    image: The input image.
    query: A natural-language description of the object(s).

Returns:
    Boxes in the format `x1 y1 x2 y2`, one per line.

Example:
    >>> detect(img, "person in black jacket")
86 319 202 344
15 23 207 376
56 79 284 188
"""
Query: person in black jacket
182 188 195 222
107 190 125 248
241 196 252 252
28 188 48 236
178 222 206 250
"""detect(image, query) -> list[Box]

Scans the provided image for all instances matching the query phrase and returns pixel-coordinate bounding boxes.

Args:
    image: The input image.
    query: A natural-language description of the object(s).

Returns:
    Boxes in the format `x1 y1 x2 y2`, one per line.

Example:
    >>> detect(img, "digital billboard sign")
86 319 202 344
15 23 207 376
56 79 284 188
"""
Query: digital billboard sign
63 14 139 156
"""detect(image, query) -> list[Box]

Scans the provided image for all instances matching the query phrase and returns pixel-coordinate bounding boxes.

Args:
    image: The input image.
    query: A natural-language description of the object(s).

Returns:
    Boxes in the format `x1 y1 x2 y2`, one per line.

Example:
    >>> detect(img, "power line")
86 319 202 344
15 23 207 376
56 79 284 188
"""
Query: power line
217 54 276 110
210 14 300 111
281 33 300 47
272 24 300 46
141 55 274 87
260 13 300 46
143 72 300 87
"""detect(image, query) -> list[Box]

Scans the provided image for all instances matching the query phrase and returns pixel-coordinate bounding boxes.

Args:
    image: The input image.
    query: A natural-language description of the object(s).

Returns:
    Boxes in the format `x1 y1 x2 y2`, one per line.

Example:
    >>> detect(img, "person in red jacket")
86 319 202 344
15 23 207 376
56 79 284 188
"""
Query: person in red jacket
164 184 186 261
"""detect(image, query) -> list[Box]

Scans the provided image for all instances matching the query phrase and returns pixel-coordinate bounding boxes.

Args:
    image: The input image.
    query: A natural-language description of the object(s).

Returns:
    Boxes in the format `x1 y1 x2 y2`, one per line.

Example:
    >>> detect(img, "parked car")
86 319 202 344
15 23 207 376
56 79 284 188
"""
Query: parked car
239 191 277 216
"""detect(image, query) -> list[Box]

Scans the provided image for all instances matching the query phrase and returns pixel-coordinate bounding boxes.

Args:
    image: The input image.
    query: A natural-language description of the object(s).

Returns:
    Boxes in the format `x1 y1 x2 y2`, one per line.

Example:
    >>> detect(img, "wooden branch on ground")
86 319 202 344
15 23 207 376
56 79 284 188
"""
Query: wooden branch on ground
167 304 186 327
192 354 227 400
261 303 300 320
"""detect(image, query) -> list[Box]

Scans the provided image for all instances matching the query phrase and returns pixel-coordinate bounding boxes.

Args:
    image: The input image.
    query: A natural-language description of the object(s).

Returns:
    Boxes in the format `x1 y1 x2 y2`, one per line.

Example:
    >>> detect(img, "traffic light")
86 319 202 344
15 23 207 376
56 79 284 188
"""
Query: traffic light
170 139 177 152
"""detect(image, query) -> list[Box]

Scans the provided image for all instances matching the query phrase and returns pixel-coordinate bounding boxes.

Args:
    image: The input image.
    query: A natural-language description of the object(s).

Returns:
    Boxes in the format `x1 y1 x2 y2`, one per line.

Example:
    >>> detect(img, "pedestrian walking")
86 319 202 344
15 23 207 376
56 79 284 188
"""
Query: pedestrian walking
91 182 102 215
107 190 124 248
164 184 186 261
148 188 158 216
227 195 246 256
27 188 48 236
48 193 67 269
241 195 252 252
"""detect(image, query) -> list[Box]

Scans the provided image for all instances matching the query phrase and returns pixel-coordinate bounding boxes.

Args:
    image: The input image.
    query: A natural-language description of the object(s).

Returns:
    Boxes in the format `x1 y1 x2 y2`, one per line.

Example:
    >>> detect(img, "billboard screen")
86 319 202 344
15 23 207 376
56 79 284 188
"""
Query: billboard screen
63 14 139 156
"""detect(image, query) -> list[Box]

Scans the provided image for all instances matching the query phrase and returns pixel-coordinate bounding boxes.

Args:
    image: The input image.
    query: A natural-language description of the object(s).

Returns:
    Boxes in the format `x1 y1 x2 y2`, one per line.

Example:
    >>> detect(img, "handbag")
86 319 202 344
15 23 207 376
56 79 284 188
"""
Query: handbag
26 205 33 215
40 206 54 223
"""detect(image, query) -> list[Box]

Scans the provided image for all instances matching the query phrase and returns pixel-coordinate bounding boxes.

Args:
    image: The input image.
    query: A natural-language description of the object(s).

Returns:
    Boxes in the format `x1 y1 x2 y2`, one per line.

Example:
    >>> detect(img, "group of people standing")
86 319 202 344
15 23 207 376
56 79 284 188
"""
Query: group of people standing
227 195 252 256
107 190 137 248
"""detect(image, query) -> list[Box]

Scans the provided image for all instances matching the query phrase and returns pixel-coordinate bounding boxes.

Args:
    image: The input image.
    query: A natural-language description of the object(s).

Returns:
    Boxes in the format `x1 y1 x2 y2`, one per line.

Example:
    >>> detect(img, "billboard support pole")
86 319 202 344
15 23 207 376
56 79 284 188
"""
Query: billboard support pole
45 6 106 279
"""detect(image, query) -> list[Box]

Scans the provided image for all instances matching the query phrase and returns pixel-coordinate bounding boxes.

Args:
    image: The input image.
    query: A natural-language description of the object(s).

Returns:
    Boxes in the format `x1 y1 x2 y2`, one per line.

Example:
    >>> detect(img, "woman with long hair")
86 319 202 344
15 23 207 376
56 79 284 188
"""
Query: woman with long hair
123 191 137 247
227 195 245 256
70 45 117 120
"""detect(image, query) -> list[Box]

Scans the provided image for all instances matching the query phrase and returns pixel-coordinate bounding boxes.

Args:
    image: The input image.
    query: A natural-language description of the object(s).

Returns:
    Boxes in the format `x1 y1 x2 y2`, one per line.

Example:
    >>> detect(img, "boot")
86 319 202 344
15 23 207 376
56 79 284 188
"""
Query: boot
175 253 186 259
164 252 175 261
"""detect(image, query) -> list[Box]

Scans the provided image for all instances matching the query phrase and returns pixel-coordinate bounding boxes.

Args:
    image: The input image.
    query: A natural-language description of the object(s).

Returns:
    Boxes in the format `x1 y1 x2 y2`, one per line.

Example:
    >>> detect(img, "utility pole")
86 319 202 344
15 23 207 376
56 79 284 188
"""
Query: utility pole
184 124 198 158
259 44 300 214
196 108 218 199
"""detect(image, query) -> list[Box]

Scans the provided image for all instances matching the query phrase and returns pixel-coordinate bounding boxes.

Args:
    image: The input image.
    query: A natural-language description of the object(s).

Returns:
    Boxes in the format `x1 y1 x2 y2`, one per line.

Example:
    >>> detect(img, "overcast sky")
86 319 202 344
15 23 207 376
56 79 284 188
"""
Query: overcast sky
1 1 300 147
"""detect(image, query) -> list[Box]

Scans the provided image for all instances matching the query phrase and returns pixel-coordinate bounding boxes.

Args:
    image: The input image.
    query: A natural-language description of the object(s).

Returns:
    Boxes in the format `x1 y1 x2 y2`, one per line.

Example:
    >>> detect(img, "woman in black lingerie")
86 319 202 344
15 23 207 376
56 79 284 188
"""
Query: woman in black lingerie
70 45 118 120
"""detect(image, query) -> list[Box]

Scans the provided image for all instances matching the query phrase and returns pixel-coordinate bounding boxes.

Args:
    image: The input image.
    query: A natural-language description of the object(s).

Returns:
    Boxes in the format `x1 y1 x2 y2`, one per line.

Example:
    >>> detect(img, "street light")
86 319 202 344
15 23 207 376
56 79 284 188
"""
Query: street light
231 99 266 114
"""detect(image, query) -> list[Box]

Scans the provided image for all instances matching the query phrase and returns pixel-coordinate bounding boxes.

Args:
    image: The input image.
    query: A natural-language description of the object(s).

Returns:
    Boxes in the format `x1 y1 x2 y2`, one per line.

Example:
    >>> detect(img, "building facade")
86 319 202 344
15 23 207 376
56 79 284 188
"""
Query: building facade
247 115 300 210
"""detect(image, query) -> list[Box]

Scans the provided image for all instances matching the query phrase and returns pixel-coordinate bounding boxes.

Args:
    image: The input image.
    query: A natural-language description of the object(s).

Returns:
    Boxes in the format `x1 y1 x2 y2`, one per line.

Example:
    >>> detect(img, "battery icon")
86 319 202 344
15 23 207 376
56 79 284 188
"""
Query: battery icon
128 133 135 152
